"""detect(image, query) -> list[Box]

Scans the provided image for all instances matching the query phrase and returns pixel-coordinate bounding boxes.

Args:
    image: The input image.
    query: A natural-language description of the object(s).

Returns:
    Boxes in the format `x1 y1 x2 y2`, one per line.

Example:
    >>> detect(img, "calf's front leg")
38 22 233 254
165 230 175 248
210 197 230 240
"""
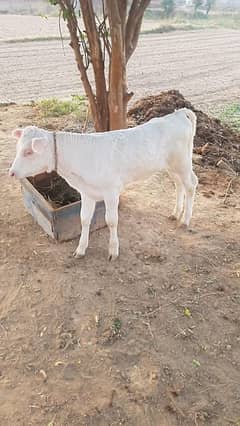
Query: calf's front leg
104 194 120 261
74 193 96 258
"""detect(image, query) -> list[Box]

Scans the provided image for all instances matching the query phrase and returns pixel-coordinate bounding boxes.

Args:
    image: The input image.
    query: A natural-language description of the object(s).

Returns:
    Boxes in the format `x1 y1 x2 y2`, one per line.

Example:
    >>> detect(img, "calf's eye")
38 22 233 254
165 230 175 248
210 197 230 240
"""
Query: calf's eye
24 149 33 157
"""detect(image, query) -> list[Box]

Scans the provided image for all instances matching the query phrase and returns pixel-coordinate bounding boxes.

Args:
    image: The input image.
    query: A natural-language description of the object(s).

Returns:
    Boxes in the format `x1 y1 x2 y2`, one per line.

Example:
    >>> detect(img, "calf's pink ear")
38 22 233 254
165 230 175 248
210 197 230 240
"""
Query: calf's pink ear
32 137 48 154
12 128 23 138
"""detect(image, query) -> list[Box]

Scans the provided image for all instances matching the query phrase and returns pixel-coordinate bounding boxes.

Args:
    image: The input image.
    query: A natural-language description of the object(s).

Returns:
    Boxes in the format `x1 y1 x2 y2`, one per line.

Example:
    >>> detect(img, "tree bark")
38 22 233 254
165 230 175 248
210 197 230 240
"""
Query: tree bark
106 0 128 130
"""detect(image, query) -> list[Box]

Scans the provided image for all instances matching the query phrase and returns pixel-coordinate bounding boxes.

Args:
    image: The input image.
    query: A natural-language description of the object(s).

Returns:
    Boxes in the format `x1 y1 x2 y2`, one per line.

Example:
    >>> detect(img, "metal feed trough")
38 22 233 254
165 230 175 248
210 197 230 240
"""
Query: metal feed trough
21 173 106 241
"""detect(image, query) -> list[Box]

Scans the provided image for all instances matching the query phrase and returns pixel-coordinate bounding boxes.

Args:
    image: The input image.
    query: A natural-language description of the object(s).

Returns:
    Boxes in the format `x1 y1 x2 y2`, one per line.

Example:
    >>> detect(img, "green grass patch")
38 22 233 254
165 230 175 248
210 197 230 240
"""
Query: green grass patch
218 104 240 132
4 36 70 44
207 12 240 30
141 12 240 34
36 95 87 119
142 23 202 34
111 318 122 337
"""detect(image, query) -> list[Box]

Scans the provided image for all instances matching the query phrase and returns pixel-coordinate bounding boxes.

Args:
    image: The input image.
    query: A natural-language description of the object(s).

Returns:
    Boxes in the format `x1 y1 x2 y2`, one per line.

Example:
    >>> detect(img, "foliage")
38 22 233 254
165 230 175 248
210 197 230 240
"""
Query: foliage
36 95 86 118
193 0 216 17
142 23 200 34
48 0 59 5
206 0 216 15
193 0 204 14
5 36 70 43
193 10 208 19
111 318 122 336
218 104 240 132
143 12 240 32
162 0 175 18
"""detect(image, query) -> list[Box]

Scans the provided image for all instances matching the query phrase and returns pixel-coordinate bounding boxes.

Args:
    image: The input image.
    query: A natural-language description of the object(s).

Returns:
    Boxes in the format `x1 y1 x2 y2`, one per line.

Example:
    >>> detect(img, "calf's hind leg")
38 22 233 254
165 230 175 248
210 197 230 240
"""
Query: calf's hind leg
181 171 198 226
168 171 185 221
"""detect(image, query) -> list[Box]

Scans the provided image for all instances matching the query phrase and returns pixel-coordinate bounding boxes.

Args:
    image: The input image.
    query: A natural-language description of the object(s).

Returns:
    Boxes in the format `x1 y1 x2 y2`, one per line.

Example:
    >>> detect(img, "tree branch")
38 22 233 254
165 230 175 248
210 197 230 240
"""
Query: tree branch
80 0 109 129
50 0 148 131
59 0 101 129
94 12 111 59
125 0 151 63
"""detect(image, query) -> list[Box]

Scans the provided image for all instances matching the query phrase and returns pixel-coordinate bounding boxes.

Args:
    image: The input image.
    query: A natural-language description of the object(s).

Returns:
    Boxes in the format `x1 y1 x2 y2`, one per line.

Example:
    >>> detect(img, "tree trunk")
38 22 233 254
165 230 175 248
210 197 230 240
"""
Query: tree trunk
107 0 128 130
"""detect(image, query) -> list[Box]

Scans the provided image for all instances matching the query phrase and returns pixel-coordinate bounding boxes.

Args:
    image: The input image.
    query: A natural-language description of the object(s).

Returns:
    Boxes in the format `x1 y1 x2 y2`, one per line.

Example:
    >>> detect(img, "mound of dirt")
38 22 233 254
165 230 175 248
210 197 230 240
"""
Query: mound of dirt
127 90 240 173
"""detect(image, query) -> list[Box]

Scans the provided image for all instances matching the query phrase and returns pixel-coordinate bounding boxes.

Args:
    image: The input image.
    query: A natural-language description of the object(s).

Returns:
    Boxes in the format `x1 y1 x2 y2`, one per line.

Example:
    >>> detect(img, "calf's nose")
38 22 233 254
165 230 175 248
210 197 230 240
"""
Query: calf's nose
9 167 15 177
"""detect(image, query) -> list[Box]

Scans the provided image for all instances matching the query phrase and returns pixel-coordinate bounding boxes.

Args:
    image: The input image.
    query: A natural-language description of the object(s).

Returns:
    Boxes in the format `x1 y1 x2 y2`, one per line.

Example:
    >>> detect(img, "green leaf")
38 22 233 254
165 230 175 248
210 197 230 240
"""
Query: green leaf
48 0 59 5
62 8 74 21
184 307 192 318
112 318 122 335
192 359 201 368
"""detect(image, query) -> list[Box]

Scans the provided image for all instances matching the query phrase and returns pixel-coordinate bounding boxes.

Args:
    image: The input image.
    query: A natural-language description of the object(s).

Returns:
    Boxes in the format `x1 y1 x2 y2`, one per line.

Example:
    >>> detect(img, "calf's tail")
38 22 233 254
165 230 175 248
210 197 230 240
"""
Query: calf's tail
184 108 197 139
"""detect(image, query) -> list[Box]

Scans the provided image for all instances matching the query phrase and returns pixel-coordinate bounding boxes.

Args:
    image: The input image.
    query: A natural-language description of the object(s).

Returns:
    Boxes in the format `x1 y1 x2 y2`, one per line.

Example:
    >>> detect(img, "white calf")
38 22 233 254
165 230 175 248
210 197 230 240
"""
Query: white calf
10 108 198 259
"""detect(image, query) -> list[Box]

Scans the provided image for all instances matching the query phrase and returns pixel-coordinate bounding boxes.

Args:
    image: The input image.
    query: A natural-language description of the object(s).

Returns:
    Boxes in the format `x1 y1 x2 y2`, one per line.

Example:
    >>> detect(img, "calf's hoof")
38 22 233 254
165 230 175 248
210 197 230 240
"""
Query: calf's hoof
108 242 119 261
178 223 196 233
168 214 177 221
108 254 119 261
108 247 119 261
178 223 188 230
73 249 86 258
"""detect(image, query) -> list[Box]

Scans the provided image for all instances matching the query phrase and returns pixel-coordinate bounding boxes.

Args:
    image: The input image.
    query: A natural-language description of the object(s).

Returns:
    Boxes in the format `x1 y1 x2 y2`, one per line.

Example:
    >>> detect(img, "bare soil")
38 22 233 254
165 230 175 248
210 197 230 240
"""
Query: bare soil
1 104 240 426
1 28 240 110
0 14 161 42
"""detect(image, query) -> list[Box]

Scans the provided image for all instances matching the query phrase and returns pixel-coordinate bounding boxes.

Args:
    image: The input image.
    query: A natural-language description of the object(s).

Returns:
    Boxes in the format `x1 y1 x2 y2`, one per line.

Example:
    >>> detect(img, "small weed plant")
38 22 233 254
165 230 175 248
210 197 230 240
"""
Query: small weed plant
37 95 87 119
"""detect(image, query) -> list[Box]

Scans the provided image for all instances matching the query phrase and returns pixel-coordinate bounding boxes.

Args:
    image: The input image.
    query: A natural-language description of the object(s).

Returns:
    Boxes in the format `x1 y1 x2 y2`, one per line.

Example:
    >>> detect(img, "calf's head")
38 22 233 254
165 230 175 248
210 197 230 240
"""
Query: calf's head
9 126 54 179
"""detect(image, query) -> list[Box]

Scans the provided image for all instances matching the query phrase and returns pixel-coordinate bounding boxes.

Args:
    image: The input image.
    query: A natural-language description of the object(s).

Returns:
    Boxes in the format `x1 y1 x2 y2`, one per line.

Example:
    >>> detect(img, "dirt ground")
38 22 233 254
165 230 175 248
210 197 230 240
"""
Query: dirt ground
0 104 240 426
1 26 240 111
0 14 162 42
